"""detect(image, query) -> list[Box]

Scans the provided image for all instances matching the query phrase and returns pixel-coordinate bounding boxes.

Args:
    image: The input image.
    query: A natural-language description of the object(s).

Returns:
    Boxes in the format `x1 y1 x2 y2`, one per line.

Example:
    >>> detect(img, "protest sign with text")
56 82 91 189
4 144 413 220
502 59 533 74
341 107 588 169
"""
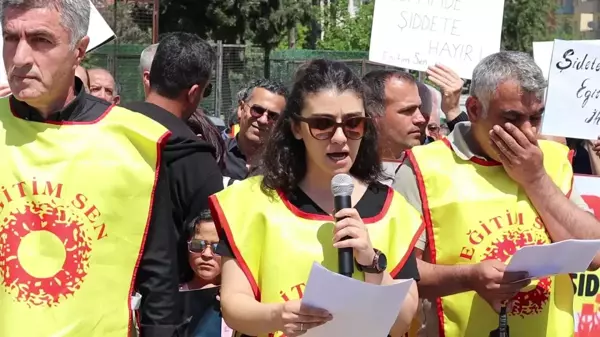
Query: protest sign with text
533 40 600 80
542 40 600 140
572 175 600 337
368 0 504 79
0 0 115 85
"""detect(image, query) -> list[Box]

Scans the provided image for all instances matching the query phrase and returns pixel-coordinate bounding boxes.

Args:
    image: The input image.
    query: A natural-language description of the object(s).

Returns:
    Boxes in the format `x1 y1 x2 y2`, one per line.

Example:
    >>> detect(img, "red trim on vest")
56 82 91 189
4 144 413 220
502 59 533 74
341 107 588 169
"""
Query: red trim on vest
441 137 501 167
127 130 172 337
209 194 261 301
277 186 394 224
390 220 425 278
406 148 447 337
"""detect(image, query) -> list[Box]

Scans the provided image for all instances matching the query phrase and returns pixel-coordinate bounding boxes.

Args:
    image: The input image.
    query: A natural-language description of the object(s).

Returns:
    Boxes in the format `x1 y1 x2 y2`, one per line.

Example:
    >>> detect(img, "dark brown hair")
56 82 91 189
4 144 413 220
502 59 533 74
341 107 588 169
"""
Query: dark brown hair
259 59 382 195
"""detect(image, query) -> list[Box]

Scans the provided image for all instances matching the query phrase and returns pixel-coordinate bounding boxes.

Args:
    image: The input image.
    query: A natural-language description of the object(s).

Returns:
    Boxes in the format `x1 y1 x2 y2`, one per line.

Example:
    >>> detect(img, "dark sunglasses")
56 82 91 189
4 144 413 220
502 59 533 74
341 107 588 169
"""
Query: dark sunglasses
188 239 219 254
427 124 440 131
294 115 369 140
244 102 280 123
203 83 213 98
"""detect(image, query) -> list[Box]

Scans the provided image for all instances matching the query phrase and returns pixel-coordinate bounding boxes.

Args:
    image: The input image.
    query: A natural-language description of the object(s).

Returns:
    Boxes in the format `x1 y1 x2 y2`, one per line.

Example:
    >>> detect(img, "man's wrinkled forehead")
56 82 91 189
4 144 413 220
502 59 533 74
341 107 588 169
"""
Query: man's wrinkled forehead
2 3 61 26
490 85 545 118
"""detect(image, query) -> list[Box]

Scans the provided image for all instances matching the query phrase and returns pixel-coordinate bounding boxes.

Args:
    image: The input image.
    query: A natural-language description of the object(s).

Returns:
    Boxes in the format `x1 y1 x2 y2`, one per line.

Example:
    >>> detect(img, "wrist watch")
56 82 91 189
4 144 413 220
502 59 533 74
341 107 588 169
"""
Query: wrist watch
356 248 387 274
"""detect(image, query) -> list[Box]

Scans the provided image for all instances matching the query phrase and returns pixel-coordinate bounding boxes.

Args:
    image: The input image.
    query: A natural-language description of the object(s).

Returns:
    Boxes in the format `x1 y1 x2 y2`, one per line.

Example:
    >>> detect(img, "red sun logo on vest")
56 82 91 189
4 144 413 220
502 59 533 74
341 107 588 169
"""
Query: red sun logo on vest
482 229 551 317
0 201 93 306
581 195 600 219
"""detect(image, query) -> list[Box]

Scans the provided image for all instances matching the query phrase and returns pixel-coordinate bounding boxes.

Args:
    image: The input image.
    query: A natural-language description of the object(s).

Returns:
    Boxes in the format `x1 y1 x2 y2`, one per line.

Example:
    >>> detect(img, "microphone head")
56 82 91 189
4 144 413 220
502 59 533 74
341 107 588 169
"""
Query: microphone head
331 173 354 197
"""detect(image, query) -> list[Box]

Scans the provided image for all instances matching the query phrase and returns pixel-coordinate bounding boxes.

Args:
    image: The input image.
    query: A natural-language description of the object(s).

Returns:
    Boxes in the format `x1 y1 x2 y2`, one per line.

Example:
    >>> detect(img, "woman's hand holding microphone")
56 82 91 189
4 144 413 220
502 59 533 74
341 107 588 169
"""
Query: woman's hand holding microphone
332 208 375 266
274 208 372 336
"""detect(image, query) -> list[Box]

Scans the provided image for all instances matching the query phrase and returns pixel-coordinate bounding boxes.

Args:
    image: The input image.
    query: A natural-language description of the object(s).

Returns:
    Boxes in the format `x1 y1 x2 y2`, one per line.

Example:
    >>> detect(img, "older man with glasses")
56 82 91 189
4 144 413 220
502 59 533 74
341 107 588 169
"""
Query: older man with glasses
223 79 288 180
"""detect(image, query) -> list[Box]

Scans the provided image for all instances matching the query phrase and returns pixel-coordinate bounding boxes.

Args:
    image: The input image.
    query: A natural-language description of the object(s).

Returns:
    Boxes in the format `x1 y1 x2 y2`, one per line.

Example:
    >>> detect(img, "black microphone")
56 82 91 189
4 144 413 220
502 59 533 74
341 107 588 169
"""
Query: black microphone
331 173 354 278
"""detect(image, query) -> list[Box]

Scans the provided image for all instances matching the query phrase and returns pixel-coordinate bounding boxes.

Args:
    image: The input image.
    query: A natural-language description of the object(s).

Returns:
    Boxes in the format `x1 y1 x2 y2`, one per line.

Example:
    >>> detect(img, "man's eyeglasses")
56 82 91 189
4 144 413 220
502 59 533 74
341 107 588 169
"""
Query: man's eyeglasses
294 115 369 140
244 102 280 123
188 239 219 254
427 124 440 132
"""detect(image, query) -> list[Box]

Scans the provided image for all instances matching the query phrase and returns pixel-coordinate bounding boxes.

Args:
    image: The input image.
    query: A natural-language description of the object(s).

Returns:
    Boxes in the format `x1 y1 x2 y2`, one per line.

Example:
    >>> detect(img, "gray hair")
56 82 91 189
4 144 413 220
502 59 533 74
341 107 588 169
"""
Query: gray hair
470 51 546 113
1 0 90 48
231 78 288 121
139 43 158 75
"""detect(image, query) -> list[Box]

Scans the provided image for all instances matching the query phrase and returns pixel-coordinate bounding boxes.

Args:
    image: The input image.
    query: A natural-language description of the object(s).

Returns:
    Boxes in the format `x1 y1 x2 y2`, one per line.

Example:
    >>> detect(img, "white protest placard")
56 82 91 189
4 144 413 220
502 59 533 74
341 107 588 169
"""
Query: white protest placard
368 0 505 79
0 0 115 85
87 2 116 53
533 40 600 80
541 39 600 140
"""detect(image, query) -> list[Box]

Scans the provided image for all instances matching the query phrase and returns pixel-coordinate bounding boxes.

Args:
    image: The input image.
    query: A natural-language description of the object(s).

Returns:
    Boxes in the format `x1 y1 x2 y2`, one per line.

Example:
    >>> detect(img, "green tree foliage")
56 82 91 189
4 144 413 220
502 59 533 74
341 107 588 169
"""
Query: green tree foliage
314 0 577 54
318 0 374 51
245 0 314 77
160 0 246 43
501 0 578 53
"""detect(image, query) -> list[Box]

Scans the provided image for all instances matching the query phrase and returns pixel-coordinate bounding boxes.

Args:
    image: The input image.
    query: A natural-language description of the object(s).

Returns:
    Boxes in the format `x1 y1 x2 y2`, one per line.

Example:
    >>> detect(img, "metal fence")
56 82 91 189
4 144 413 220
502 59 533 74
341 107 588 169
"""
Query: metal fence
84 42 408 122
85 1 416 122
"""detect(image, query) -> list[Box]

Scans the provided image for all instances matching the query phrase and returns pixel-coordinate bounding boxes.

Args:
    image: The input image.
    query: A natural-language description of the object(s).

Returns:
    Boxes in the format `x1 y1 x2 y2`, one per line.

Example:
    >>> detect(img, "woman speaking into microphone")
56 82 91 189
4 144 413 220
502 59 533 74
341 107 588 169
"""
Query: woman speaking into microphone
209 59 423 337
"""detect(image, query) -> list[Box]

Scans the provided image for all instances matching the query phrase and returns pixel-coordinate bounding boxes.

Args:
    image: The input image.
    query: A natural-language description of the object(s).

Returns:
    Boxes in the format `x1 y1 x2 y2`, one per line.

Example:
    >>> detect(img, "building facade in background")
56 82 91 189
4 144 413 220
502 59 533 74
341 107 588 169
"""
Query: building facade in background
557 0 600 38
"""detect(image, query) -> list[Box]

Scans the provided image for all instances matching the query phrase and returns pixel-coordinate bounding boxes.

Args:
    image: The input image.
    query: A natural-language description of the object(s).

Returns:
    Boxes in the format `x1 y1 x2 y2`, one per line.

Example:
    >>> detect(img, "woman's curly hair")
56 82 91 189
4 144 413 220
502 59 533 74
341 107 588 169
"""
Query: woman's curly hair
259 59 382 196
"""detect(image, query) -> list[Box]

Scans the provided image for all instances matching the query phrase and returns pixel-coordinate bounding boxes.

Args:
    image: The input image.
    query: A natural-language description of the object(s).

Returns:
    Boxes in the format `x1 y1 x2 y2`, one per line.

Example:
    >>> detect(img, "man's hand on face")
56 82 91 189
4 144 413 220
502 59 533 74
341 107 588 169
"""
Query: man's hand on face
489 123 546 187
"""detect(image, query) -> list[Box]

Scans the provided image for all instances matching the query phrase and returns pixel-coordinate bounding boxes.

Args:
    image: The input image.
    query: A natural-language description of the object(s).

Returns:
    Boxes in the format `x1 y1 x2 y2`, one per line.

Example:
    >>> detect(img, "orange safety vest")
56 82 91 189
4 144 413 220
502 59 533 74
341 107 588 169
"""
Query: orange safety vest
0 98 169 337
209 176 424 337
407 138 575 337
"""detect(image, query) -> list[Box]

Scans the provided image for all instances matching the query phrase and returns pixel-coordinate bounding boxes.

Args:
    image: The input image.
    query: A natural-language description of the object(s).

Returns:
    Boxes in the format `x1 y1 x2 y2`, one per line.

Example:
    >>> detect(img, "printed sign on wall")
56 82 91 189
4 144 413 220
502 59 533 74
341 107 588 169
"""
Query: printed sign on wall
368 0 505 79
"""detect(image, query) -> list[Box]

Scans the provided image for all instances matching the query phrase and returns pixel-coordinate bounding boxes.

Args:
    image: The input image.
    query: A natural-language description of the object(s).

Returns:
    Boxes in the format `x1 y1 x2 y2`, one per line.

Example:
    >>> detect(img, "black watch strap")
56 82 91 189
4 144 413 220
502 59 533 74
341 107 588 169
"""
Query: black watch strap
356 249 385 274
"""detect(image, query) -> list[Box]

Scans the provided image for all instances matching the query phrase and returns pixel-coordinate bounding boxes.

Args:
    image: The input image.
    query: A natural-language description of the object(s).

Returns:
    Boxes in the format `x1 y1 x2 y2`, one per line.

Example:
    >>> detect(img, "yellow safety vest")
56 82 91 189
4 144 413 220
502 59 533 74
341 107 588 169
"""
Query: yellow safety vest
230 124 240 137
209 176 423 337
407 139 575 337
0 98 169 337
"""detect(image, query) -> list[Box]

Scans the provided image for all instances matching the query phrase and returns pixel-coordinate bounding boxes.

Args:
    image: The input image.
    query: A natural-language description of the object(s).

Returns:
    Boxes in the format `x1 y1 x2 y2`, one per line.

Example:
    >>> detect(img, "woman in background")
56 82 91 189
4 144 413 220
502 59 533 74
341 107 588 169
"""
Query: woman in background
188 109 239 187
209 59 423 337
180 210 232 337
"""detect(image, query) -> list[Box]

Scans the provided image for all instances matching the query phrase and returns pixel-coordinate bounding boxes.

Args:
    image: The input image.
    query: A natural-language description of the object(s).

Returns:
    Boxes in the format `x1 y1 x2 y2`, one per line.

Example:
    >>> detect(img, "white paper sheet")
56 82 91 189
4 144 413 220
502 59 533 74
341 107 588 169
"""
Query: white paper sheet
301 262 414 337
506 239 600 278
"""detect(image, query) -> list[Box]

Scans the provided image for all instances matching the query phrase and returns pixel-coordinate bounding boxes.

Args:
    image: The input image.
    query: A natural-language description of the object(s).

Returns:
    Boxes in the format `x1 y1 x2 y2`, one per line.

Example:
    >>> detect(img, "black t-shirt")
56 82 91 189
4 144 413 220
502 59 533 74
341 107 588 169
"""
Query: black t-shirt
216 182 420 280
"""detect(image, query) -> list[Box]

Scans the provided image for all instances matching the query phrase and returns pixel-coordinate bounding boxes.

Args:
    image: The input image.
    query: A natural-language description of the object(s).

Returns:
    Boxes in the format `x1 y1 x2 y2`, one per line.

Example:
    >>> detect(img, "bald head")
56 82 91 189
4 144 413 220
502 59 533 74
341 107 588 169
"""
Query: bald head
75 65 90 92
140 43 158 97
88 68 120 104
